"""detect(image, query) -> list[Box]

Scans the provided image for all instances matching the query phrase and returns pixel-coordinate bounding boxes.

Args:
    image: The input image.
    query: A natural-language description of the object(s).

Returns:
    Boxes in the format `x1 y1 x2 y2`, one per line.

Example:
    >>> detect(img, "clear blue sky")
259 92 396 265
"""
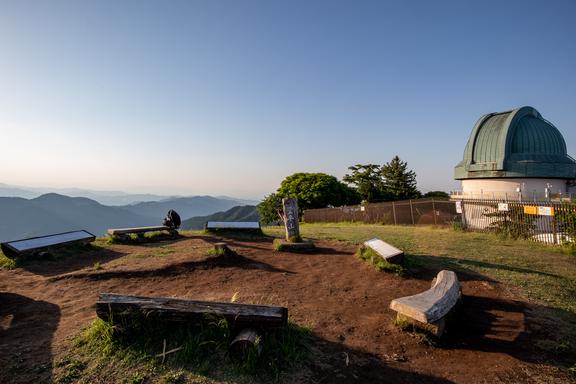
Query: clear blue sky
1 0 574 199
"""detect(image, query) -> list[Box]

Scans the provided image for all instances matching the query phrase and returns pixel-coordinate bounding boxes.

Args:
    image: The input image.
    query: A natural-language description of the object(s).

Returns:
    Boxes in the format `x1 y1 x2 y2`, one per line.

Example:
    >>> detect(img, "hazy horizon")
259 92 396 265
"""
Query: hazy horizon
1 1 574 199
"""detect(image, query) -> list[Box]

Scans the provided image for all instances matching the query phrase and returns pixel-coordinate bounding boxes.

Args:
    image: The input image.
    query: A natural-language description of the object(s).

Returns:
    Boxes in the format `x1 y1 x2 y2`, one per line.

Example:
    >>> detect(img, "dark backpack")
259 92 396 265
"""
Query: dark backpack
163 209 181 229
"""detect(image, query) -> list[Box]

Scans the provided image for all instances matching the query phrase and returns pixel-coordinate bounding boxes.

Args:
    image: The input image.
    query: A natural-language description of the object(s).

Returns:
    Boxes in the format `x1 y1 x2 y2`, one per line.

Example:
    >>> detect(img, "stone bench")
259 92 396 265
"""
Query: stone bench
389 270 461 336
0 230 96 258
363 238 404 264
107 225 178 240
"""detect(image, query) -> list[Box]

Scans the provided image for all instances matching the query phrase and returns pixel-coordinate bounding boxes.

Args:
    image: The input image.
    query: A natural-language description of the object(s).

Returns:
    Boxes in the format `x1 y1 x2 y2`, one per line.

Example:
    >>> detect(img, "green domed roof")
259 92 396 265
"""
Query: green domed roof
454 106 575 180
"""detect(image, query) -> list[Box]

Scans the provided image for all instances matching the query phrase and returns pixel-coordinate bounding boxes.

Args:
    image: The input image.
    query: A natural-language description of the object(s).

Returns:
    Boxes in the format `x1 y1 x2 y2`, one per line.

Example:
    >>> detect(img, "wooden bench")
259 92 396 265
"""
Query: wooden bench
205 221 261 231
363 238 404 264
0 230 96 258
96 293 288 360
107 225 178 240
389 270 461 336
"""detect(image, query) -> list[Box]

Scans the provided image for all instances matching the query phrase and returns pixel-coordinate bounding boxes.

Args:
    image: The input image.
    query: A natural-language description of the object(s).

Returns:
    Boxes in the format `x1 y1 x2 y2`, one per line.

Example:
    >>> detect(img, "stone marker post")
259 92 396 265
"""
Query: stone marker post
282 198 300 242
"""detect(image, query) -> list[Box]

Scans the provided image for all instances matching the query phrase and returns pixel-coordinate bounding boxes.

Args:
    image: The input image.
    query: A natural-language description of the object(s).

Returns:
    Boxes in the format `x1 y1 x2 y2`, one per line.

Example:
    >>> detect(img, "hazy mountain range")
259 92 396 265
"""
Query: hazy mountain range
0 192 260 242
0 183 257 206
181 205 259 230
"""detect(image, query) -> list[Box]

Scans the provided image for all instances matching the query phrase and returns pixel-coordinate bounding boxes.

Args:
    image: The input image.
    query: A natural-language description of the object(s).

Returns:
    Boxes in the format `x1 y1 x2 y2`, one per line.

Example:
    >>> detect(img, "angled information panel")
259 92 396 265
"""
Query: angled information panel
364 237 404 264
1 230 96 258
205 221 261 229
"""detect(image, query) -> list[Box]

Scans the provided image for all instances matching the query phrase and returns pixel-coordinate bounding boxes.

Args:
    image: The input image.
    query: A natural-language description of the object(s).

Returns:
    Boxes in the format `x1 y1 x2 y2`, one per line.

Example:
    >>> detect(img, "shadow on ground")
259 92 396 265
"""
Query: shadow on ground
11 244 128 277
0 293 60 384
49 252 295 282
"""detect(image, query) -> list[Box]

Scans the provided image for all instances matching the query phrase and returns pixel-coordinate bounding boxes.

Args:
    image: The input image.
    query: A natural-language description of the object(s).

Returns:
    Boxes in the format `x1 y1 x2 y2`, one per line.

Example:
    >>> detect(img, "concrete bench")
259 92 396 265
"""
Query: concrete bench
107 225 178 240
389 270 461 336
0 230 96 258
363 238 404 264
205 221 261 231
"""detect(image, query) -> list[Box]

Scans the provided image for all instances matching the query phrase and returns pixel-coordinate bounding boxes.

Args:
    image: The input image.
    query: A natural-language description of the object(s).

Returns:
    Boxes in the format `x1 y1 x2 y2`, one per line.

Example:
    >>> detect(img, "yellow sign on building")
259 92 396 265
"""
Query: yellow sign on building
523 205 555 216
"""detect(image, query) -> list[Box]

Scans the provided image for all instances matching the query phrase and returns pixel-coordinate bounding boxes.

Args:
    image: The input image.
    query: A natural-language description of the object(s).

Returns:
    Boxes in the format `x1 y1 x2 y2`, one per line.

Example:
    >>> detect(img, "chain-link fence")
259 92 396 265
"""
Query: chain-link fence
303 198 459 226
303 198 576 245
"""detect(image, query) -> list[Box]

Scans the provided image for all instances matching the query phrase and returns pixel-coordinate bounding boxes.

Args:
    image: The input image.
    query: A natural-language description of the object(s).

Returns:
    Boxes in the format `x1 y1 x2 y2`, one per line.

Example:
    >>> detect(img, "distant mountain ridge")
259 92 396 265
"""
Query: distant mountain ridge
0 194 151 242
0 183 258 206
0 193 259 242
119 196 250 220
181 206 260 230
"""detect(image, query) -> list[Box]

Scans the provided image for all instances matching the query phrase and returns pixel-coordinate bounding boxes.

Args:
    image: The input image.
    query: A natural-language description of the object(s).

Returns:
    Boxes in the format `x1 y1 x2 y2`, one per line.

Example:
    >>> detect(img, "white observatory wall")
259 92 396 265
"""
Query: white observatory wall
461 178 569 200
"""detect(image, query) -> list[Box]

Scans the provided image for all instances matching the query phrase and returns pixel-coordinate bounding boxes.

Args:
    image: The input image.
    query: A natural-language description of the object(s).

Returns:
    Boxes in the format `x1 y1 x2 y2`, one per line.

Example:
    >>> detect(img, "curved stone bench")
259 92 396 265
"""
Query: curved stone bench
389 270 461 336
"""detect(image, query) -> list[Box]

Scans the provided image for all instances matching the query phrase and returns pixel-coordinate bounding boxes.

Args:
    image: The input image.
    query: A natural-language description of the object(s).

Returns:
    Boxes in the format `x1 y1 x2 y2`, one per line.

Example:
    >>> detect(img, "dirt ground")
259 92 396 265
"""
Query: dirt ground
0 234 571 383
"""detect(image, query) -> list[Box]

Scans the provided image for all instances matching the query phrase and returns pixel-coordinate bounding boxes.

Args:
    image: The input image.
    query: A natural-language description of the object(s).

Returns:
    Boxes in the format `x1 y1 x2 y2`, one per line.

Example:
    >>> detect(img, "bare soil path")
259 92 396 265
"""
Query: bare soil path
0 234 569 383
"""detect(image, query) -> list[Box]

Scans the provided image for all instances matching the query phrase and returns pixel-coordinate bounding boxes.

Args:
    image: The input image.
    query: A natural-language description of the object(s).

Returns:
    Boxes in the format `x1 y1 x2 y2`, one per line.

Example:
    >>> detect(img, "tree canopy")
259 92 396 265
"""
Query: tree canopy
381 156 421 201
342 156 421 202
257 173 360 224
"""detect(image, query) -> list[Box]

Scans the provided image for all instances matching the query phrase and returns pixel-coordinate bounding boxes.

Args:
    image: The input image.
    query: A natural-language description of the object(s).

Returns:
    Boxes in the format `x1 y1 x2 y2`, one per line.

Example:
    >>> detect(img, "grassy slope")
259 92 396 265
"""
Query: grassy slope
265 223 576 314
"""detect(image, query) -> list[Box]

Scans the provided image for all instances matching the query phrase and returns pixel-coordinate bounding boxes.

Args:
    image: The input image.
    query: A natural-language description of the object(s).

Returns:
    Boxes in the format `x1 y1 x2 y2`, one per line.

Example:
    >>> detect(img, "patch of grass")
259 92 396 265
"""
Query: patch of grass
206 247 227 257
0 250 16 269
392 315 437 347
107 231 177 245
55 356 87 384
272 238 315 253
65 314 311 383
356 246 404 275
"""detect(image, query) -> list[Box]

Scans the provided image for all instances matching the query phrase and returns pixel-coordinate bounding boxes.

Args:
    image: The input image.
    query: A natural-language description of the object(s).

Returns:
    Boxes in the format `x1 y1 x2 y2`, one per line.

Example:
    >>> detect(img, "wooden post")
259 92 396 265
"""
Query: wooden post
392 202 397 225
282 198 300 242
409 200 415 225
229 328 262 361
432 199 438 225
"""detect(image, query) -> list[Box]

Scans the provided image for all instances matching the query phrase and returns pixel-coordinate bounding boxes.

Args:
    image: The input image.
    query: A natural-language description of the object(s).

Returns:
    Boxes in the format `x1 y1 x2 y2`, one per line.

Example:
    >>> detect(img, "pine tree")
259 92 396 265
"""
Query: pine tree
380 156 421 201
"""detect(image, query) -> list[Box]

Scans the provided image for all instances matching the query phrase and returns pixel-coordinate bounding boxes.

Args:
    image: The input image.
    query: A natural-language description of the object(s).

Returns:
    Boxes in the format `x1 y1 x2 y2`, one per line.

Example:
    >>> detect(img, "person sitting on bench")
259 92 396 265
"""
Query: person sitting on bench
163 209 181 230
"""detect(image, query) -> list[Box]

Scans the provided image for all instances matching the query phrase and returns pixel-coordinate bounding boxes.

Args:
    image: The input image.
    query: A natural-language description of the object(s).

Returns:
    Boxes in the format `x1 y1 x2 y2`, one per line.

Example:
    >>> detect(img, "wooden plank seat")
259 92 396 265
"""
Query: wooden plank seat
205 221 261 230
363 237 404 264
0 230 96 258
107 225 178 239
389 270 461 336
96 293 287 331
97 293 288 361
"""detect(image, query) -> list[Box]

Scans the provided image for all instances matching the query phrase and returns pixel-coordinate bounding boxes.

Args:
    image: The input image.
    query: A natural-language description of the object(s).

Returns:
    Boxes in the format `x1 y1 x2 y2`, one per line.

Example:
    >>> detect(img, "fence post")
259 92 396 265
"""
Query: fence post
432 199 438 225
392 201 397 225
552 206 558 245
409 199 415 225
460 200 467 229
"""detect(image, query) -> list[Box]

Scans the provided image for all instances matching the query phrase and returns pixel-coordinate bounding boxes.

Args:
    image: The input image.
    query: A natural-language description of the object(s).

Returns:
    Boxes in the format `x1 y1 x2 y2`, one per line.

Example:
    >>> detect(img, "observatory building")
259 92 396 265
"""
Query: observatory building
454 106 576 200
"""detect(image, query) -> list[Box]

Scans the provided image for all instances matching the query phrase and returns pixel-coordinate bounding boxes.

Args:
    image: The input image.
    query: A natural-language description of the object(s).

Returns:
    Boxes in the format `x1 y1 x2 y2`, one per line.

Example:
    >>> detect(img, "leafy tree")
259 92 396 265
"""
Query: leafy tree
257 193 283 225
343 164 385 203
380 156 421 201
423 191 450 199
276 173 360 211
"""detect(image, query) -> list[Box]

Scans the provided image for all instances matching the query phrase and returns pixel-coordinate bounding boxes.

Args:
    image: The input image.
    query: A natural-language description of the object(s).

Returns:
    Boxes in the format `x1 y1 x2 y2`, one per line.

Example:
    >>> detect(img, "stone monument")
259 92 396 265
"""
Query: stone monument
282 197 301 242
273 197 315 252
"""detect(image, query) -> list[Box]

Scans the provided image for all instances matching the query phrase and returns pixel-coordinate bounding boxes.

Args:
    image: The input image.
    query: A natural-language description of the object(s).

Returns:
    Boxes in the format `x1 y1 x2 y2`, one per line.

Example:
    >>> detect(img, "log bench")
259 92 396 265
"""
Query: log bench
389 270 461 336
107 225 178 240
363 238 404 264
0 230 96 258
96 293 288 361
